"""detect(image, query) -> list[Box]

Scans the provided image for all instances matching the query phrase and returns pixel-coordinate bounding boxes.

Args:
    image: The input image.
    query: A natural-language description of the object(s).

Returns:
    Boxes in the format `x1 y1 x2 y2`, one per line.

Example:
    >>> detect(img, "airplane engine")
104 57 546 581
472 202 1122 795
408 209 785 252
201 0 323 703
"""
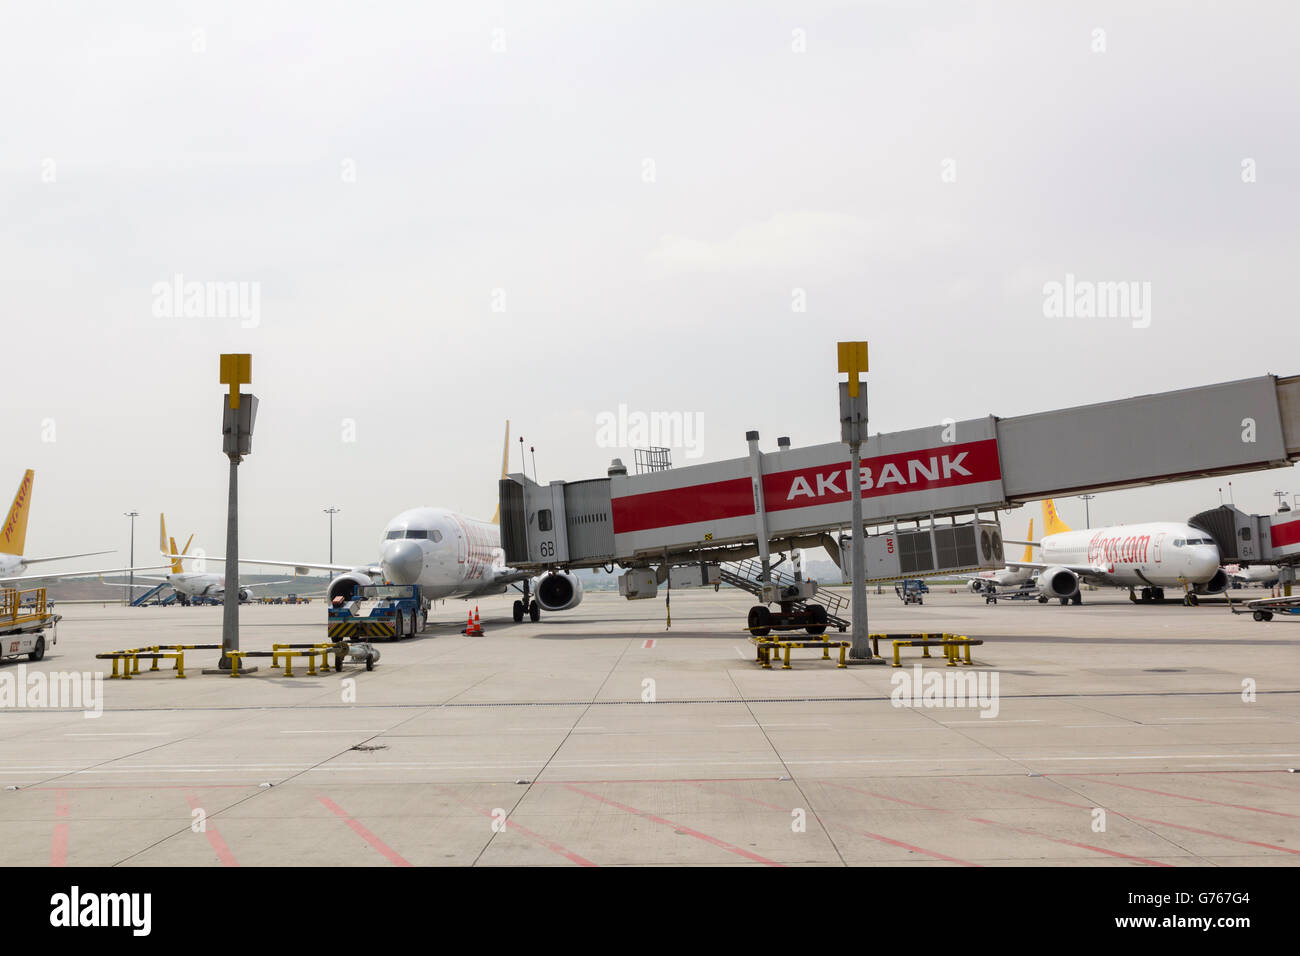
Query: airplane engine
238 587 253 602
534 571 583 612
1038 567 1080 600
1194 568 1230 595
967 579 985 593
328 570 378 604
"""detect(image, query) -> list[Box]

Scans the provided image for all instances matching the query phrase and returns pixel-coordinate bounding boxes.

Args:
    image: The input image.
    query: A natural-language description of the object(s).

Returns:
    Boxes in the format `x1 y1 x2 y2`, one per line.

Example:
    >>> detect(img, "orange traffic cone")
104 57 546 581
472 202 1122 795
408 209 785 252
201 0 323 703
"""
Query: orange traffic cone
462 610 475 635
473 606 483 634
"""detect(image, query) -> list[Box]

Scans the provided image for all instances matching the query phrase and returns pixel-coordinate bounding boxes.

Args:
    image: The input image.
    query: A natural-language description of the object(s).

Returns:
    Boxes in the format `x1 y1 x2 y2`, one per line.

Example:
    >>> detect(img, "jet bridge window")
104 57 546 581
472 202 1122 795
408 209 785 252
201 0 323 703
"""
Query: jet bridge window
538 509 553 532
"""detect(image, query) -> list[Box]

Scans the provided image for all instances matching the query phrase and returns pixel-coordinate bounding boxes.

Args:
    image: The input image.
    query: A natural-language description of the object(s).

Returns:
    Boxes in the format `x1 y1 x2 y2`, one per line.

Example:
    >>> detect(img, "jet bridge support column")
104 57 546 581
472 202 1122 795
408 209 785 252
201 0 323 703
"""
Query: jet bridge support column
747 431 773 599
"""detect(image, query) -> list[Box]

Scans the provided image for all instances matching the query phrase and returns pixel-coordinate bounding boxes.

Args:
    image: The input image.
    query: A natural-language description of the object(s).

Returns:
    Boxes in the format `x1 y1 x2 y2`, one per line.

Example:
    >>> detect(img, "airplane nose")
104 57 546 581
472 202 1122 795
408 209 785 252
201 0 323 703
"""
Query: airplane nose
382 539 424 585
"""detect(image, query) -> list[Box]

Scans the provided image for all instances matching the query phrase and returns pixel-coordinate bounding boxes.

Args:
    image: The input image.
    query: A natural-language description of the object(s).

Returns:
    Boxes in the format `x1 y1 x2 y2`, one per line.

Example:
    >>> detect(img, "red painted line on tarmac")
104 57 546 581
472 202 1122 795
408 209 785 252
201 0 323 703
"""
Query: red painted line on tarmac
186 793 239 867
563 784 782 866
317 796 412 867
958 780 1300 857
822 781 1172 867
1221 774 1300 793
1069 776 1300 819
431 786 597 867
32 784 255 791
50 789 69 867
642 639 655 649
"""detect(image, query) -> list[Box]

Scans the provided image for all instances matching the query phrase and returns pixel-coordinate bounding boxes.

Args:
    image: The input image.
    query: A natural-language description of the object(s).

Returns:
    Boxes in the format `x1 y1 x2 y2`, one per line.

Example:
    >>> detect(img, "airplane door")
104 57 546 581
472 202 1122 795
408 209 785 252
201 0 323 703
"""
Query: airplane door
1153 533 1165 563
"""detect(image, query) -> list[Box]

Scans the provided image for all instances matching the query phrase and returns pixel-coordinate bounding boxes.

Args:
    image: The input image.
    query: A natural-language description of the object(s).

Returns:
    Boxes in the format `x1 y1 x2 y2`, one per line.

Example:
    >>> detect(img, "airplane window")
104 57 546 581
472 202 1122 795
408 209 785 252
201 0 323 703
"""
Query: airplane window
385 530 402 540
431 530 442 543
1173 539 1185 547
404 530 428 539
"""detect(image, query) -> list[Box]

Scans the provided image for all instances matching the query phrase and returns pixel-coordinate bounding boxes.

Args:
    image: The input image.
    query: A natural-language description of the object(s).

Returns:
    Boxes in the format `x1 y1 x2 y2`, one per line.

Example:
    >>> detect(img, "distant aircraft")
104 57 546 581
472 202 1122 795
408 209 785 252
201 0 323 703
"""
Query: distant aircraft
966 518 1036 593
0 469 165 585
177 422 584 628
1004 499 1226 605
1223 563 1281 588
101 515 293 604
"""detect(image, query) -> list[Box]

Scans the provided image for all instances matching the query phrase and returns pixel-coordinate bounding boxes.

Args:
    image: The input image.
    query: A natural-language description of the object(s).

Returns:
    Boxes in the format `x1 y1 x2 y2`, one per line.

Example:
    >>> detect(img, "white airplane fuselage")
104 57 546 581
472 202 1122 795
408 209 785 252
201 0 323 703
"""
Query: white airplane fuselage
1041 522 1220 588
378 507 508 599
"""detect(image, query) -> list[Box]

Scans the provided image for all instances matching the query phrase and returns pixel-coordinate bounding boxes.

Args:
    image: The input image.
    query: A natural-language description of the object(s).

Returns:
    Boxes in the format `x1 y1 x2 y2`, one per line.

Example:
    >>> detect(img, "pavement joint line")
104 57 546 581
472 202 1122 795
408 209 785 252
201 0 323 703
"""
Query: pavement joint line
470 628 638 865
723 663 848 866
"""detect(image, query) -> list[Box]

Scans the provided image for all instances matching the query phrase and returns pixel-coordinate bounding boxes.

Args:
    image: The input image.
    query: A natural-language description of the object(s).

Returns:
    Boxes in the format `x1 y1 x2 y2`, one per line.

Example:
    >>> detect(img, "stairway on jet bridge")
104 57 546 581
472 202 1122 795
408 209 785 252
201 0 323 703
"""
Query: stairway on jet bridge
719 557 849 635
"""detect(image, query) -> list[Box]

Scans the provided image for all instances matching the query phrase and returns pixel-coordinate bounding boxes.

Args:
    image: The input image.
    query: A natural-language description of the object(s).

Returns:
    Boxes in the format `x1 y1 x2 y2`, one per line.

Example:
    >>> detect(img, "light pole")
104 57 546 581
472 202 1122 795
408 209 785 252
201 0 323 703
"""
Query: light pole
324 507 340 563
210 354 258 673
1077 494 1095 529
123 511 139 605
838 341 877 663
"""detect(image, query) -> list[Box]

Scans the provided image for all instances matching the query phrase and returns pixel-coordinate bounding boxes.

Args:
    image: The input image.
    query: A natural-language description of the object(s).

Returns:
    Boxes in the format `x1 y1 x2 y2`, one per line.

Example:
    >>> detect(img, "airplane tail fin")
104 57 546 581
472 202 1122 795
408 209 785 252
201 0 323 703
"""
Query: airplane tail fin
1042 499 1072 536
491 419 510 525
1021 518 1034 562
1 470 35 556
168 535 186 574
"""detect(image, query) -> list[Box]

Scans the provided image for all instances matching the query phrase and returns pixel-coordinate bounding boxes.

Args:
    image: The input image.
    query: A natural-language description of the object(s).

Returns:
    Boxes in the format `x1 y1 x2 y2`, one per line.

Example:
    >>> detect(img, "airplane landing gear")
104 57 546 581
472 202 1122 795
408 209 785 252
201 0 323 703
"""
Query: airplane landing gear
513 600 525 623
529 601 540 622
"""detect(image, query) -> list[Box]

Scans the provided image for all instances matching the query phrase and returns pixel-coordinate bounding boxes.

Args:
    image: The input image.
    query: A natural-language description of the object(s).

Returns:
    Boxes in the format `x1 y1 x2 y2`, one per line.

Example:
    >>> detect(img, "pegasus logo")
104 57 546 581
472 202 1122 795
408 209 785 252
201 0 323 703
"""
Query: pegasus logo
3 472 32 546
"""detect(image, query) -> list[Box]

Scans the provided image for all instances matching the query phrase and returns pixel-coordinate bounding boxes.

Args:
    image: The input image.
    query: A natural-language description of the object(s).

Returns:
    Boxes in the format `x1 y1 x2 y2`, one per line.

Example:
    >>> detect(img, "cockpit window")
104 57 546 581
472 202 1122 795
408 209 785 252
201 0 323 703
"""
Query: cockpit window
1173 538 1185 547
431 530 442 543
385 530 402 540
404 530 428 539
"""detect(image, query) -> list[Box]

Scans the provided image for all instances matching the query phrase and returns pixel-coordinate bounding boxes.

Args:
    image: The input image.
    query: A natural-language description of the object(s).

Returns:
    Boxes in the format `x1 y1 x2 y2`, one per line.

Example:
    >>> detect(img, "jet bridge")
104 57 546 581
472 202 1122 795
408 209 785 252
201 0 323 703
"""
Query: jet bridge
500 374 1300 597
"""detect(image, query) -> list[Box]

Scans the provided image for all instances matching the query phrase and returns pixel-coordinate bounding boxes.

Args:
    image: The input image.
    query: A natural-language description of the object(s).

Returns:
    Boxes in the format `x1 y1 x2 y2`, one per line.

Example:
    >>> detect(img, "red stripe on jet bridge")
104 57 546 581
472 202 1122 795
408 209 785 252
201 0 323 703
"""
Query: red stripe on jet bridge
1270 518 1300 549
610 439 1001 534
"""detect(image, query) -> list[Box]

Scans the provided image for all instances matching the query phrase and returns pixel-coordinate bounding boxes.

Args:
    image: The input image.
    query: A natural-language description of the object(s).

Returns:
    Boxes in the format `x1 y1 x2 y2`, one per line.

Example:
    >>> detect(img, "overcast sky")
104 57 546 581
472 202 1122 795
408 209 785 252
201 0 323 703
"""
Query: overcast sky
2 1 1298 569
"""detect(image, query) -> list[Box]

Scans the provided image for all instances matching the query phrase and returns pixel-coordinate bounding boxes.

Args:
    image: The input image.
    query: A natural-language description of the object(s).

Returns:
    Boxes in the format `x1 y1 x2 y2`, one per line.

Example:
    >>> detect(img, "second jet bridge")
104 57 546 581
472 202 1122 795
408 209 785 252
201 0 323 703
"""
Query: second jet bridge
499 374 1300 585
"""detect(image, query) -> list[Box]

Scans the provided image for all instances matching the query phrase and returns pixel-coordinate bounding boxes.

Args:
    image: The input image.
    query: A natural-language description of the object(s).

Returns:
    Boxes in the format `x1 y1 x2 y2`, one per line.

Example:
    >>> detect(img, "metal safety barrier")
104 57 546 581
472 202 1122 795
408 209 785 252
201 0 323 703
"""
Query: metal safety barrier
95 643 221 679
871 633 983 668
748 637 850 669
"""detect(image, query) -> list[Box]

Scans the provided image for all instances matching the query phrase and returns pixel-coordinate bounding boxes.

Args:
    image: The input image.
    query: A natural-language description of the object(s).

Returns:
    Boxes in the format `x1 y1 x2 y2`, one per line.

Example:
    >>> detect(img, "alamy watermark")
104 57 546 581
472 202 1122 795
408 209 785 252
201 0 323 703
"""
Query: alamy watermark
0 666 103 718
596 404 704 460
890 665 1000 719
1042 273 1151 329
151 274 261 328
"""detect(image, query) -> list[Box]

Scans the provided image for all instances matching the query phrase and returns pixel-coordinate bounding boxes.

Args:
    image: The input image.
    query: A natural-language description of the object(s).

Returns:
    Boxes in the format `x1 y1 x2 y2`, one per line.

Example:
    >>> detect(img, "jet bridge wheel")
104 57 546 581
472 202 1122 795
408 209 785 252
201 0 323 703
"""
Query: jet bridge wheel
748 605 772 637
513 600 525 623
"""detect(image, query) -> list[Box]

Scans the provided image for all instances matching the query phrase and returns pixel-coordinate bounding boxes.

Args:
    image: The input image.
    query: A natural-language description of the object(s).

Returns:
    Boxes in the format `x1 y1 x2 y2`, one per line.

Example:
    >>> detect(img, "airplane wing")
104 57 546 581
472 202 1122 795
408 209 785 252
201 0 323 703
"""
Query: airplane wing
491 569 535 586
246 579 298 587
169 554 366 575
0 564 172 584
1005 561 1106 576
19 549 117 566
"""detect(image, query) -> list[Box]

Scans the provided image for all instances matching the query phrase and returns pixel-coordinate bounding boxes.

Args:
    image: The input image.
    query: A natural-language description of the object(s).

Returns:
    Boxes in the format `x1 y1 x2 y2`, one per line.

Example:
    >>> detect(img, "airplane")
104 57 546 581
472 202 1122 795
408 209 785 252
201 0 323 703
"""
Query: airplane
966 518 1036 593
100 515 293 604
1003 499 1226 606
1223 563 1281 588
174 422 584 630
0 469 169 585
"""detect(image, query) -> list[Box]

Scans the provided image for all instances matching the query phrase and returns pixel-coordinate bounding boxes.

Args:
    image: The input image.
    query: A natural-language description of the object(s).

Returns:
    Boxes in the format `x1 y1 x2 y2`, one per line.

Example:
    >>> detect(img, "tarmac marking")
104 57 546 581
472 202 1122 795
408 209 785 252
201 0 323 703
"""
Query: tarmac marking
562 784 782 866
957 780 1300 857
186 793 239 866
317 796 413 867
50 789 69 867
64 733 172 737
1066 776 1300 819
431 786 597 867
820 781 1174 867
643 639 655 649
688 781 981 867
